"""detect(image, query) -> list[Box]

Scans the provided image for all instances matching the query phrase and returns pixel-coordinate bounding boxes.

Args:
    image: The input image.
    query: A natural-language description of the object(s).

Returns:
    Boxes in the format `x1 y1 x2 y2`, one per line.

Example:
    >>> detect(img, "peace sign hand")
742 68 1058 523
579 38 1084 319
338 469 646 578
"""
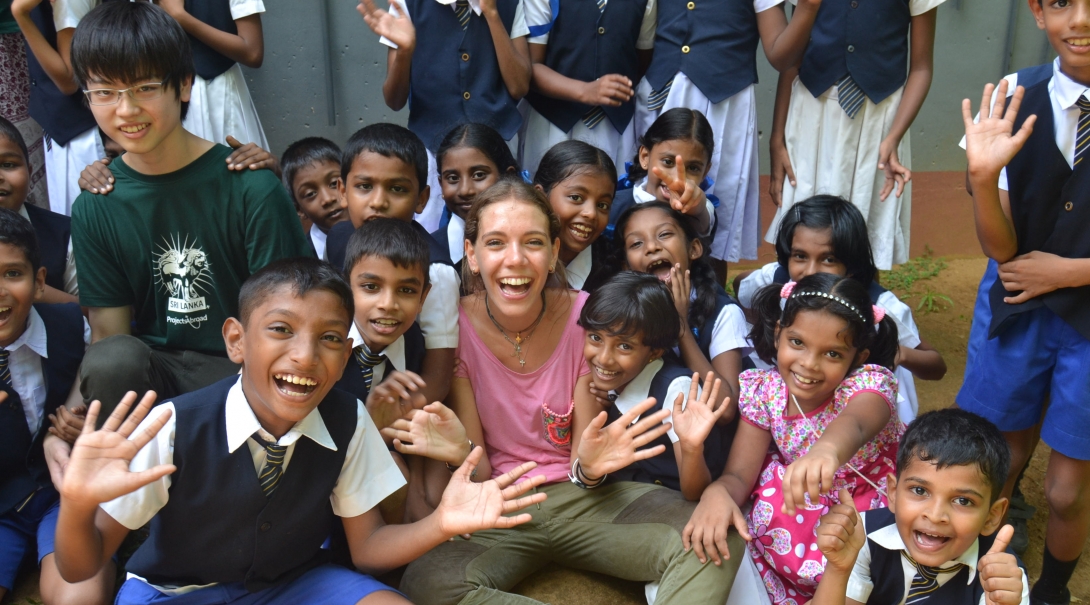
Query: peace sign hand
978 525 1024 605
962 80 1036 180
817 488 866 573
60 391 175 510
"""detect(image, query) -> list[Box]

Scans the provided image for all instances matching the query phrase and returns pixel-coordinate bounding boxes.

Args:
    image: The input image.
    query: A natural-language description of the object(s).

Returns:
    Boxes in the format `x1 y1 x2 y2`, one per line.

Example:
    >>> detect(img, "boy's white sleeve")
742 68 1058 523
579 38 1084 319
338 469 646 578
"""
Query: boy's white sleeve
331 400 408 518
908 0 946 16
379 0 413 49
710 304 751 359
754 0 785 13
636 0 657 50
737 262 778 308
661 375 694 443
510 0 530 38
877 291 922 349
524 0 553 44
420 263 460 349
229 0 265 19
844 534 875 602
53 0 96 30
99 404 176 530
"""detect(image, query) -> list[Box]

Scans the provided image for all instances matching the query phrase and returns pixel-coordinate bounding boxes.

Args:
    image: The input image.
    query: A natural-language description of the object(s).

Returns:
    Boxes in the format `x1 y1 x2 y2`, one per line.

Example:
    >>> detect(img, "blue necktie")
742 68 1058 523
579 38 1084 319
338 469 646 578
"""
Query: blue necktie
254 435 288 498
1076 95 1089 167
836 74 866 119
354 344 386 394
455 0 471 30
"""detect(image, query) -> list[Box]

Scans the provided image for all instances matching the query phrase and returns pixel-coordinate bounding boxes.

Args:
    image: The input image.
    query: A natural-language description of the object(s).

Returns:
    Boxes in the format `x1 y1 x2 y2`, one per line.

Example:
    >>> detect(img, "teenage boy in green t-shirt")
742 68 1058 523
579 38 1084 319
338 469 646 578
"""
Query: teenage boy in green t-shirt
68 2 312 415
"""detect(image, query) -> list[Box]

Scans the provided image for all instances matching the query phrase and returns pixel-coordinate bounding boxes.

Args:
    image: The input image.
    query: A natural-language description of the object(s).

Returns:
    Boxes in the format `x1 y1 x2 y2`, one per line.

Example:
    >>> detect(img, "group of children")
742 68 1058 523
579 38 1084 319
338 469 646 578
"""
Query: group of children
0 0 1087 604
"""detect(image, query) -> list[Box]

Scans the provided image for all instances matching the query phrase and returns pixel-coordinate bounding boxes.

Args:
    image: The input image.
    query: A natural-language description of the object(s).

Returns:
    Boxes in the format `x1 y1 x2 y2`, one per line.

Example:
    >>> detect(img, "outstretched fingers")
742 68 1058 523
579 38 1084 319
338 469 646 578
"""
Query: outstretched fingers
116 391 160 439
128 405 172 453
100 391 139 433
490 458 539 490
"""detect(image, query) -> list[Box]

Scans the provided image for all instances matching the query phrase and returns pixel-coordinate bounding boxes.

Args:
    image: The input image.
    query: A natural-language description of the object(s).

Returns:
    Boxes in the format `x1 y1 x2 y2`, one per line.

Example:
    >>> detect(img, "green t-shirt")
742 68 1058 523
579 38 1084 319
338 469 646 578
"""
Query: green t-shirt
72 145 314 355
1 1 20 35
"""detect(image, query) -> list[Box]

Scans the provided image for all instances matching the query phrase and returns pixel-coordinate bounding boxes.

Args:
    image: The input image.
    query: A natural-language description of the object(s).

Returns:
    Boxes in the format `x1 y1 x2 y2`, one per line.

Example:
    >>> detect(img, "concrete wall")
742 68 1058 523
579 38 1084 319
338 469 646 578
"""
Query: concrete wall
243 0 1054 174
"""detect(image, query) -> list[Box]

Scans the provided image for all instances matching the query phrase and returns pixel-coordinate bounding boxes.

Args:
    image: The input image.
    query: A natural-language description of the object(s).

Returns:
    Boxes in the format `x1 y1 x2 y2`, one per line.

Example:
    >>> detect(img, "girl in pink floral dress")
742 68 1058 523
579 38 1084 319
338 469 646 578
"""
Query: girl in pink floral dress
713 272 905 605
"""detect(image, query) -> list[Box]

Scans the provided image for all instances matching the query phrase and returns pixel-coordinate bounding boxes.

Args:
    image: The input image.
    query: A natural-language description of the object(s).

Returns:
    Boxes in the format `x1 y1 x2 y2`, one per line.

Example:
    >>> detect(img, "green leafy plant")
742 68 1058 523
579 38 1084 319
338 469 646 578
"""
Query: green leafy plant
914 288 954 314
881 246 954 314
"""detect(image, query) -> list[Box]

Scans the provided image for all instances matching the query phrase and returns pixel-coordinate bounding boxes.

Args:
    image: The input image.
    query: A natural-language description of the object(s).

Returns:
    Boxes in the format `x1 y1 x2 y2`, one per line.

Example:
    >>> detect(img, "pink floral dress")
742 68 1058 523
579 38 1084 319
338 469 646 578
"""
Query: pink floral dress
739 365 903 605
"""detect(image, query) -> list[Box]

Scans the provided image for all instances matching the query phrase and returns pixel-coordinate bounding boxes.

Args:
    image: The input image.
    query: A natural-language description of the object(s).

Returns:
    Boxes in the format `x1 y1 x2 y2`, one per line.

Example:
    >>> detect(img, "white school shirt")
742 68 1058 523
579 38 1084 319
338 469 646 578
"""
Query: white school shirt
847 513 1029 605
348 320 408 387
564 245 593 291
422 262 461 349
631 177 716 238
960 58 1090 191
309 223 328 261
18 206 78 296
524 0 657 48
447 214 466 263
676 288 749 360
608 358 692 443
379 0 530 49
101 376 406 594
8 308 88 432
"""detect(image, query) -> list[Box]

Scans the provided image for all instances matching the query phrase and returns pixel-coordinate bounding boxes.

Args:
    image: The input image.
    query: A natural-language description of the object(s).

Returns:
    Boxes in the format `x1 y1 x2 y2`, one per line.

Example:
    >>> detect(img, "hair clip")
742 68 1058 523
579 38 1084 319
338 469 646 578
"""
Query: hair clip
780 281 797 299
873 305 886 324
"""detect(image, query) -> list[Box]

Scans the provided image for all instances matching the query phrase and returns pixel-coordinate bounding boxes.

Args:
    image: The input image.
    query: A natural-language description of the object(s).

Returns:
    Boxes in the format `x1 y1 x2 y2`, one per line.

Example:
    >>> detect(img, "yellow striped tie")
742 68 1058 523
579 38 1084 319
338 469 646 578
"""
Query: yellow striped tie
455 0 471 30
255 435 288 498
1076 95 1090 166
901 551 966 603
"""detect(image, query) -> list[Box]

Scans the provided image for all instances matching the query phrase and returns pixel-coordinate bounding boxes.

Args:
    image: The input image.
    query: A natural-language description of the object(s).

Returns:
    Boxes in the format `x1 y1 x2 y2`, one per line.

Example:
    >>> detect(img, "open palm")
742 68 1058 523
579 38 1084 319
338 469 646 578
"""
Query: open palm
962 80 1036 178
357 0 416 50
383 402 469 465
671 372 726 450
436 448 546 536
577 396 672 478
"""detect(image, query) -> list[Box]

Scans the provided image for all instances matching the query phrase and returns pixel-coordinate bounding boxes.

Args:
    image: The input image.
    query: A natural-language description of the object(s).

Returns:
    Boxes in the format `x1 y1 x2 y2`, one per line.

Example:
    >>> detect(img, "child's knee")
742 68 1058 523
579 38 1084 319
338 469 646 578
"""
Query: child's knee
1044 477 1090 519
399 543 487 605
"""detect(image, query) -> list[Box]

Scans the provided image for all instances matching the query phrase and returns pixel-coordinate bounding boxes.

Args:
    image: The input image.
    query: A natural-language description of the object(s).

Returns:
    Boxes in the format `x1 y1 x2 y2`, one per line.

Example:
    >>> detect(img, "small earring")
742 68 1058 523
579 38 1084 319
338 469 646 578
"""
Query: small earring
549 266 555 273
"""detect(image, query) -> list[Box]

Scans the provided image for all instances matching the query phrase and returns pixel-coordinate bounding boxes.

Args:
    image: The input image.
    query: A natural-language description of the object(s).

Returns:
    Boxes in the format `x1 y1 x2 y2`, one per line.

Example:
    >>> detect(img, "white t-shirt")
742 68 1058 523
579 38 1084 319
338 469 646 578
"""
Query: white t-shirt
525 0 657 48
380 0 530 48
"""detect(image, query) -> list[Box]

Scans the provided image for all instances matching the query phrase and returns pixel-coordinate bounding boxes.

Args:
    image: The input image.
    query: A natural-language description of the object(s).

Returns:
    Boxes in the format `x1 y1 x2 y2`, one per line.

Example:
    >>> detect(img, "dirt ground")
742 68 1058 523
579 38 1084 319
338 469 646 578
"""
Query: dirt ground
10 256 1086 605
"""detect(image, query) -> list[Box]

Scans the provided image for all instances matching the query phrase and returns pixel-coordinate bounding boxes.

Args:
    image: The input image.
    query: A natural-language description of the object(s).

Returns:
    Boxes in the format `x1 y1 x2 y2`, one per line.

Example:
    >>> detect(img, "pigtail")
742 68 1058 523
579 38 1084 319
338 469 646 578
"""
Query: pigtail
687 256 719 334
748 282 785 365
868 315 900 371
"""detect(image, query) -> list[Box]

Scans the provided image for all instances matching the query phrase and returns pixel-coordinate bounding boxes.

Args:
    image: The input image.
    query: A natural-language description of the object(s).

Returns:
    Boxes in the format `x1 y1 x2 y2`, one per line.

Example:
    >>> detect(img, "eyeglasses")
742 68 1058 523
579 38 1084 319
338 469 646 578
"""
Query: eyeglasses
82 80 168 106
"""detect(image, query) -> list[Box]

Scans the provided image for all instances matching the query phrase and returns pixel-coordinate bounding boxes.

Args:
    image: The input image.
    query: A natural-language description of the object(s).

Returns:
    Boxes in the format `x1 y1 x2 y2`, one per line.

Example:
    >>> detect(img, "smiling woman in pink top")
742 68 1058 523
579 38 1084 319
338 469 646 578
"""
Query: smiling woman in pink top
399 179 743 605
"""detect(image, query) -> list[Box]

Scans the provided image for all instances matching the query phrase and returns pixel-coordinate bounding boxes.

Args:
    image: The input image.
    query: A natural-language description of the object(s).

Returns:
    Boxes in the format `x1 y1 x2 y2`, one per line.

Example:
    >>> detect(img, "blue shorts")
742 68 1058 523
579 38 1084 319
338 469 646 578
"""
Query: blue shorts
0 488 61 590
958 305 1090 460
114 563 399 605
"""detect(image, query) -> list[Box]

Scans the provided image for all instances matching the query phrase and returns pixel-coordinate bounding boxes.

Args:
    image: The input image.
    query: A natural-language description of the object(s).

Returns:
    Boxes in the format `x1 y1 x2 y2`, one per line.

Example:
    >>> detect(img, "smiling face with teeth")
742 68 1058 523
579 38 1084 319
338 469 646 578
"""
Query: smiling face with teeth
622 207 703 283
542 170 615 264
583 329 662 393
0 242 46 349
224 286 353 438
775 309 868 411
1031 0 1090 83
349 254 430 352
887 457 1009 567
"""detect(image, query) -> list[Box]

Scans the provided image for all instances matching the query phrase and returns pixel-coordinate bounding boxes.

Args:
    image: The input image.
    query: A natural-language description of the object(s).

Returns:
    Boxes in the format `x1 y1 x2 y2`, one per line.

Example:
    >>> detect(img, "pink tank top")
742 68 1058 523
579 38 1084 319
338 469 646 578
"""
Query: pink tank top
455 291 591 484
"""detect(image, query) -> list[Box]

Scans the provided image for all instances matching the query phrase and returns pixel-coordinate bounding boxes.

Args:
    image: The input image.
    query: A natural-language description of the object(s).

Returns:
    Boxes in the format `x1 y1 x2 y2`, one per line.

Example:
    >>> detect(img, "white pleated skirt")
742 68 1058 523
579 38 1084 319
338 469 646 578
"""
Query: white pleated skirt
183 63 269 149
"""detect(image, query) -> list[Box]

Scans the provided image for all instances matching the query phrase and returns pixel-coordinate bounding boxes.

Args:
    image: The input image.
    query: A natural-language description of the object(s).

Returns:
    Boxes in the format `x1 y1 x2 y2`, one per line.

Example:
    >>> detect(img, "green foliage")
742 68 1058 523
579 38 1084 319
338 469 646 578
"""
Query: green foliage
881 246 954 314
914 288 954 313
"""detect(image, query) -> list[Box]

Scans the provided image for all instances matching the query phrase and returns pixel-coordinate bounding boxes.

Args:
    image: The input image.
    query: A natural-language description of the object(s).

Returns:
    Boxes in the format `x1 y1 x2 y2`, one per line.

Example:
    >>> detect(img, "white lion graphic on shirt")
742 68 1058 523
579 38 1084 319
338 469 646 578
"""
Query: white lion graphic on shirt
154 235 212 328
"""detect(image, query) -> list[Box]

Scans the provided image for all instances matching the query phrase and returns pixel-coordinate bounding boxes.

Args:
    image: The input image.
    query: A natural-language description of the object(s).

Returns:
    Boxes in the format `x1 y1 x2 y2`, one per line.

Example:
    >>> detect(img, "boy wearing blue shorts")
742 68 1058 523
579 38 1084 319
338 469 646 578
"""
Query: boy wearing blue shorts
51 257 547 605
961 0 1090 601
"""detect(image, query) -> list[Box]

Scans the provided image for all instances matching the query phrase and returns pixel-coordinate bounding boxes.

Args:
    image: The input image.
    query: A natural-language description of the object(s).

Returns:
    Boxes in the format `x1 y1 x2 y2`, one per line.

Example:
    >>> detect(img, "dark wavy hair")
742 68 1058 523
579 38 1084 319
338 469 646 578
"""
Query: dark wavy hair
749 272 899 369
534 140 618 195
436 123 520 176
579 271 679 350
627 108 714 183
897 408 1011 503
775 195 878 286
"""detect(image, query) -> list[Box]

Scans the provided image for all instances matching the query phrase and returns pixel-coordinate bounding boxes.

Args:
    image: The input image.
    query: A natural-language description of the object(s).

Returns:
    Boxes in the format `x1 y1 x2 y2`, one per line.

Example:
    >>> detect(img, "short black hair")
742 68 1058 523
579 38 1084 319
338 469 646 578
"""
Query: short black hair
343 218 430 288
281 137 342 200
775 195 878 286
71 2 195 120
897 408 1011 503
534 140 618 195
238 257 353 326
579 271 679 350
341 123 428 191
0 116 29 164
0 207 41 272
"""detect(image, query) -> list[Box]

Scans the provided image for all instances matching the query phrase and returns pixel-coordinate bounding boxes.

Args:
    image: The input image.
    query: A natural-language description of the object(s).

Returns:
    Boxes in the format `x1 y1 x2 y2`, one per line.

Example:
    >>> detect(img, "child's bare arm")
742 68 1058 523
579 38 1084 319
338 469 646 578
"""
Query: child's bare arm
528 44 634 106
358 0 414 110
157 0 264 67
781 392 891 515
668 267 736 413
342 448 546 575
672 374 727 500
897 338 946 381
447 377 493 481
812 489 866 605
419 348 454 406
769 67 798 207
11 0 79 94
757 0 821 72
481 0 531 99
40 285 79 305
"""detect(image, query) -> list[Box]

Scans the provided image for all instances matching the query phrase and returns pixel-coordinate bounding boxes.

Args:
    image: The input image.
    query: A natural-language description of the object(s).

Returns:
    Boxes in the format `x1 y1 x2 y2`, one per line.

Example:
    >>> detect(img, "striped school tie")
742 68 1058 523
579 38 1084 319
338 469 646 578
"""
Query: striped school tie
254 435 288 497
901 551 966 603
1076 95 1090 166
647 79 673 111
836 74 866 119
0 349 10 390
579 0 609 128
354 344 386 393
455 0 471 30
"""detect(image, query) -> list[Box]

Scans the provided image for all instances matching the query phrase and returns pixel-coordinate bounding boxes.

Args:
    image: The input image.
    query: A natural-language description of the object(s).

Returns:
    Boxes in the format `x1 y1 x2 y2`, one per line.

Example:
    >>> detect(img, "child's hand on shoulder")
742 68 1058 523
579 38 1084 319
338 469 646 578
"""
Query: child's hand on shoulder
366 370 427 431
381 401 472 467
48 404 87 444
962 80 1036 180
978 525 1024 605
817 488 865 573
781 443 840 515
651 157 707 218
435 447 546 536
682 481 752 566
358 0 416 51
78 158 115 195
667 264 691 336
225 136 279 174
672 372 727 453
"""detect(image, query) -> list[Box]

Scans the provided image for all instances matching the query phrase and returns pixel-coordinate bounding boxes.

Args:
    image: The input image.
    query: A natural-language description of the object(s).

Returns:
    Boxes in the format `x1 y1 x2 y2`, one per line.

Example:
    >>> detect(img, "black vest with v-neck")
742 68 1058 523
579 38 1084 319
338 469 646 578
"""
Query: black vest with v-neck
334 322 426 401
992 63 1090 341
125 377 357 592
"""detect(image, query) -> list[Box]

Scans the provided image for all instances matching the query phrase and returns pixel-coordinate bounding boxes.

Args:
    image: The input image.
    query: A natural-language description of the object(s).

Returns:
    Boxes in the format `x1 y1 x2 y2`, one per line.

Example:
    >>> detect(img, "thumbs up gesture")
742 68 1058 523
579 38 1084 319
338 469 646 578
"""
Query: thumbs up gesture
978 525 1024 605
817 489 866 573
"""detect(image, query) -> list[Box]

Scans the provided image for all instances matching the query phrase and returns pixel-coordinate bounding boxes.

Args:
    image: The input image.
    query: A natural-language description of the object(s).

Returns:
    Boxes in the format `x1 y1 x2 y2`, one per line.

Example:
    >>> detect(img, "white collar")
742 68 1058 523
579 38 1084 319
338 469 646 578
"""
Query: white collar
633 177 657 204
5 307 49 360
611 358 664 415
223 375 337 453
1051 57 1090 112
309 224 329 260
447 214 465 263
348 320 406 372
17 205 30 222
435 0 481 15
565 246 594 290
868 519 980 585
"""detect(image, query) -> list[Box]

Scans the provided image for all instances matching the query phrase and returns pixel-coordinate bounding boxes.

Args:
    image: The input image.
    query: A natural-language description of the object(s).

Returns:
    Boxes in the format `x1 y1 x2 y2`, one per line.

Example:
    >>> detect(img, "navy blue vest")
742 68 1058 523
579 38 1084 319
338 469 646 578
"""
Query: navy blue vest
429 223 466 278
693 284 739 360
992 64 1090 341
525 0 644 134
644 0 759 104
604 187 636 243
185 0 238 80
24 203 72 293
579 238 617 294
862 507 1021 605
404 0 522 150
327 220 454 275
0 303 86 514
608 353 731 489
125 377 358 591
771 265 888 305
335 322 426 400
24 4 98 146
799 0 912 105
